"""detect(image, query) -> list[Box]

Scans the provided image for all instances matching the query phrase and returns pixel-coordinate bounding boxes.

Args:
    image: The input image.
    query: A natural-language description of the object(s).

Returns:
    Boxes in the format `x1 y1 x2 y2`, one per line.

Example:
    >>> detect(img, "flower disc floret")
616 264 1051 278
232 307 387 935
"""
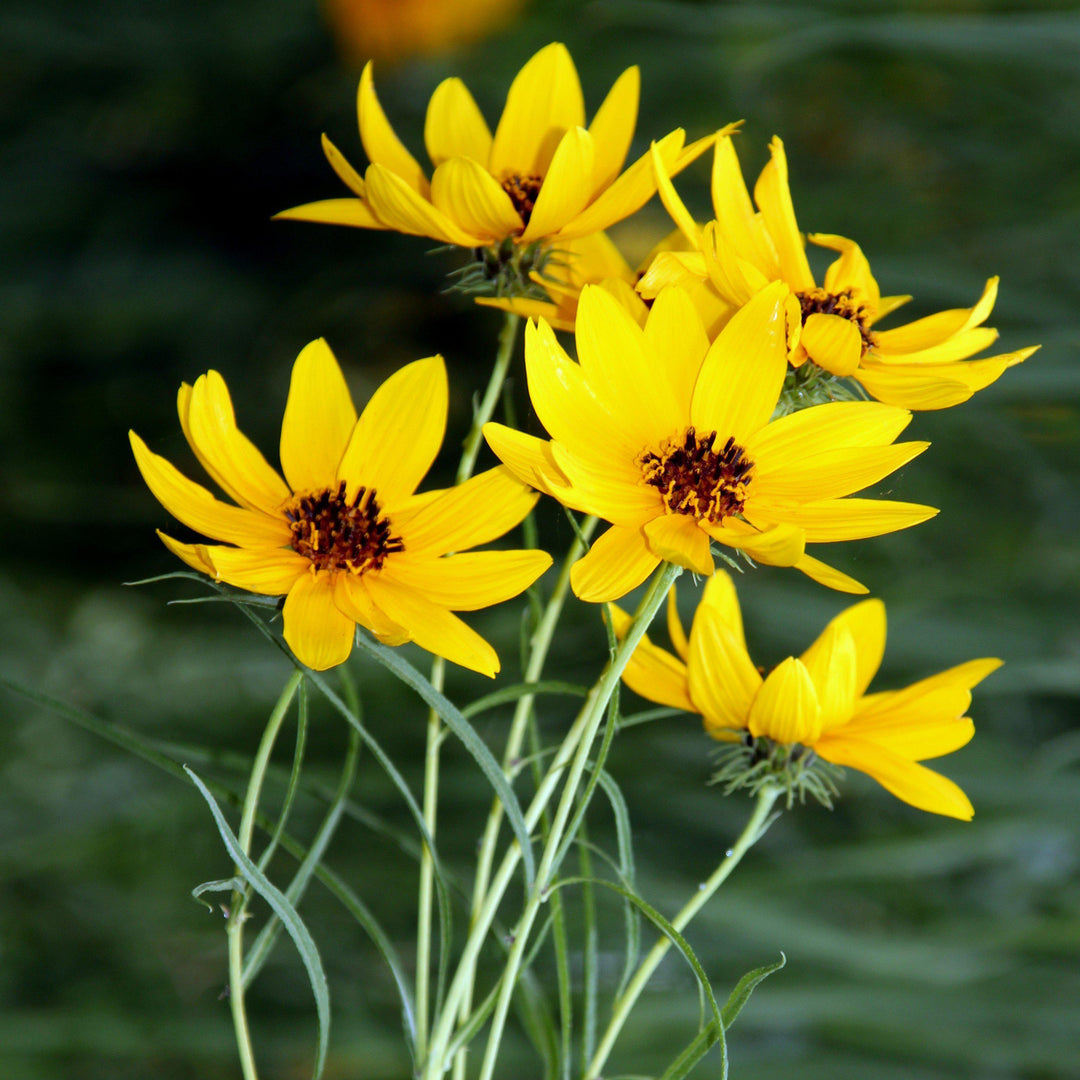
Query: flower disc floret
639 429 753 523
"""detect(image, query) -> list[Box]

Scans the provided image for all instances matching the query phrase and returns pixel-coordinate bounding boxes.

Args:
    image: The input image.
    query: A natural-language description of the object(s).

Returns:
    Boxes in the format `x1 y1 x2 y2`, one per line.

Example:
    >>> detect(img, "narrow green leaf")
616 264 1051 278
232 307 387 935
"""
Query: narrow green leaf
184 767 331 1080
596 771 641 1000
256 679 308 876
461 680 587 719
191 877 245 910
657 1020 724 1080
720 953 786 1030
353 632 536 888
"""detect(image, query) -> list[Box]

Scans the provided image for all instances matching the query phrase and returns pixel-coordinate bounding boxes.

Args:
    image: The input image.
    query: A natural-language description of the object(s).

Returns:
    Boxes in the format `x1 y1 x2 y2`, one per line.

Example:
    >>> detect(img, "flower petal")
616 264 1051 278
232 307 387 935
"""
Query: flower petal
332 573 410 645
643 284 711 418
813 233 880 310
424 77 493 167
698 571 748 653
180 372 291 517
705 520 805 567
364 163 485 246
872 278 998 352
381 549 551 610
748 656 822 744
570 523 660 603
643 514 713 576
686 599 761 733
521 126 595 242
337 355 447 507
201 543 309 594
551 441 659 525
610 603 696 713
157 531 215 576
841 704 975 760
321 133 367 196
587 65 639 196
793 552 868 594
666 584 690 662
283 571 357 670
691 280 790 444
130 431 291 547
365 575 500 676
358 61 429 196
490 42 585 179
274 197 387 230
800 312 864 376
650 138 700 247
753 136 815 291
700 220 771 308
710 134 775 271
430 156 522 241
280 338 358 494
799 621 858 733
874 327 1000 366
754 498 938 543
856 658 1002 722
802 598 886 699
482 423 572 500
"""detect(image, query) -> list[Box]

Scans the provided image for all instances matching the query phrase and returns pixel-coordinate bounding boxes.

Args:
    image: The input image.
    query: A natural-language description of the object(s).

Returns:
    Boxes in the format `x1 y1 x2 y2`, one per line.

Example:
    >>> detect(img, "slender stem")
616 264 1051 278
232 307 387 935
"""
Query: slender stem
586 785 782 1080
227 669 303 1080
416 310 522 1069
474 561 684 1080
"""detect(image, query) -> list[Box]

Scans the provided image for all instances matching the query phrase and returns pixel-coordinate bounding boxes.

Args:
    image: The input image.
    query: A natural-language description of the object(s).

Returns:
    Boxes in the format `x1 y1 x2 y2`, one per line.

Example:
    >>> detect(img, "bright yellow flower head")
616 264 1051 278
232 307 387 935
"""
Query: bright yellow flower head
483 281 937 602
130 341 551 673
277 43 714 258
613 572 1001 819
644 133 1039 410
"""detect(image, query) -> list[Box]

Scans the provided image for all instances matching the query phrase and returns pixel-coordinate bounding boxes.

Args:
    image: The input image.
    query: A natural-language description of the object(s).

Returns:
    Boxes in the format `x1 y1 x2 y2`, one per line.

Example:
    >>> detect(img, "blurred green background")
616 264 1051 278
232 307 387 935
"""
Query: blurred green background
2 0 1078 1077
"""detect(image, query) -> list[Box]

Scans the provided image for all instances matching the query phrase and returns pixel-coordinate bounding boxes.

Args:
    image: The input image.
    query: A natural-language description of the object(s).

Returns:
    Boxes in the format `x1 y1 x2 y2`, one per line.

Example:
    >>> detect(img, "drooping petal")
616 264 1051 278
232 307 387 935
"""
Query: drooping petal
481 424 572 501
391 465 540 556
130 431 291 548
686 602 761 733
754 498 938 543
381 549 551 610
332 573 410 645
279 338 358 494
800 312 864 376
642 284 710 418
802 598 886 698
274 196 387 230
690 280 790 444
365 575 500 676
337 355 447 507
424 77 493 167
490 42 585 179
430 156 522 240
283 571 357 670
814 736 974 819
156 531 215 576
180 372 291 517
200 543 309 595
748 656 822 745
753 136 815 291
586 66 639 196
643 514 714 576
521 126 595 241
793 552 868 594
364 163 485 246
357 61 429 195
570 523 659 603
610 604 696 714
704 520 805 567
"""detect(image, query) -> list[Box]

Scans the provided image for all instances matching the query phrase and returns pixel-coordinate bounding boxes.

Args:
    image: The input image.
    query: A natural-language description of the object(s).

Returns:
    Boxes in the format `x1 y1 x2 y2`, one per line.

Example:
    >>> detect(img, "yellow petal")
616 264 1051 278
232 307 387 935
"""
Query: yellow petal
430 156 522 241
748 656 822 745
691 280 790 444
799 622 858 732
705 520 805 567
643 515 714 575
321 133 367 196
698 571 748 652
813 233 880 310
803 598 886 698
357 61 429 196
364 163 485 246
587 66 639 196
700 220 771 308
758 498 938 543
857 658 1002 722
710 134 777 273
424 77 492 167
283 571 356 670
872 278 998 352
650 139 700 247
273 197 387 230
490 42 585 179
332 573 410 644
874 327 999 366
521 127 595 241
636 249 707 299
814 736 974 819
841 703 975 760
337 355 447 507
643 282 710 418
800 312 864 376
753 136 814 291
793 552 868 594
180 372 291 517
666 584 690 662
610 604 696 713
130 431 291 548
392 465 540 556
570 524 659 603
382 549 551 610
551 441 660 525
200 543 309 595
482 423 571 499
686 601 761 733
157 531 215 576
279 338 358 494
365 575 500 676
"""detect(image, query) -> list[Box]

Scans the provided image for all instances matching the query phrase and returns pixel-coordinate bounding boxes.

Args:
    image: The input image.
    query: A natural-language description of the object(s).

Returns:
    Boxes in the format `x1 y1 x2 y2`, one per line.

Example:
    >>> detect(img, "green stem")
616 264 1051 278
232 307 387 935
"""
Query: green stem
469 560 684 1080
586 785 781 1079
227 669 303 1080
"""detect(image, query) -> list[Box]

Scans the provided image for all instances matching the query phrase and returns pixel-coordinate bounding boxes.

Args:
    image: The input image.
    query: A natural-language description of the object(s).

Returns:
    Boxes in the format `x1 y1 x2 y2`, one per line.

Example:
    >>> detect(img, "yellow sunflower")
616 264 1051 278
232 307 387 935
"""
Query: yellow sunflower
276 42 715 256
612 573 1000 819
130 340 551 673
483 281 937 602
643 133 1038 409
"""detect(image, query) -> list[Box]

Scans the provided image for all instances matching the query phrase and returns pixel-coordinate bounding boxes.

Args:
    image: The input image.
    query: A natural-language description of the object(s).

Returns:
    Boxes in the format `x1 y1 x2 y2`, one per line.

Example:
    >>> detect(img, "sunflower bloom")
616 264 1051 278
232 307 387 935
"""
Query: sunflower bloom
483 281 937 602
130 340 551 673
613 573 1000 819
276 43 715 261
644 133 1038 409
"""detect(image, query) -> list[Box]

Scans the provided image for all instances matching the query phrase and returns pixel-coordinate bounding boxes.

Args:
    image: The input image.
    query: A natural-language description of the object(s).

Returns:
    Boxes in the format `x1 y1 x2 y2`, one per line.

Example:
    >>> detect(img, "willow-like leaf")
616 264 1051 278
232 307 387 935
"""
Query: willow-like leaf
721 953 786 1029
461 680 587 720
596 770 641 999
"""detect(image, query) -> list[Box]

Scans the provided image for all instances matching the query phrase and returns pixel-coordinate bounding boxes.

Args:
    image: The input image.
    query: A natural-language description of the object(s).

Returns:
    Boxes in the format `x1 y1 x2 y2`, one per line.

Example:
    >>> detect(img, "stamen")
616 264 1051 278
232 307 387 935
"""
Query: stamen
638 427 754 523
796 288 876 353
501 173 543 227
285 481 404 574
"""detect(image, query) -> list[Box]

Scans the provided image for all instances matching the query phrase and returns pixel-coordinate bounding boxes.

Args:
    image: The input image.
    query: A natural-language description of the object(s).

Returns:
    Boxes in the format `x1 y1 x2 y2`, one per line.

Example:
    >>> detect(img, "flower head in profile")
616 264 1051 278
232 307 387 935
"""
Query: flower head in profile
644 133 1038 410
484 282 937 602
276 43 715 294
130 341 551 673
612 573 1001 819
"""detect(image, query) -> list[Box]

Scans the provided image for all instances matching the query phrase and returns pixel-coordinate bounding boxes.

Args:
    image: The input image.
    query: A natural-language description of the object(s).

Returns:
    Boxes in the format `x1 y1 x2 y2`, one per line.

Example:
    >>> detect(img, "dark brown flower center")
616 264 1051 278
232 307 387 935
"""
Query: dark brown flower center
285 481 404 574
501 173 543 227
639 427 754 523
796 288 876 354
